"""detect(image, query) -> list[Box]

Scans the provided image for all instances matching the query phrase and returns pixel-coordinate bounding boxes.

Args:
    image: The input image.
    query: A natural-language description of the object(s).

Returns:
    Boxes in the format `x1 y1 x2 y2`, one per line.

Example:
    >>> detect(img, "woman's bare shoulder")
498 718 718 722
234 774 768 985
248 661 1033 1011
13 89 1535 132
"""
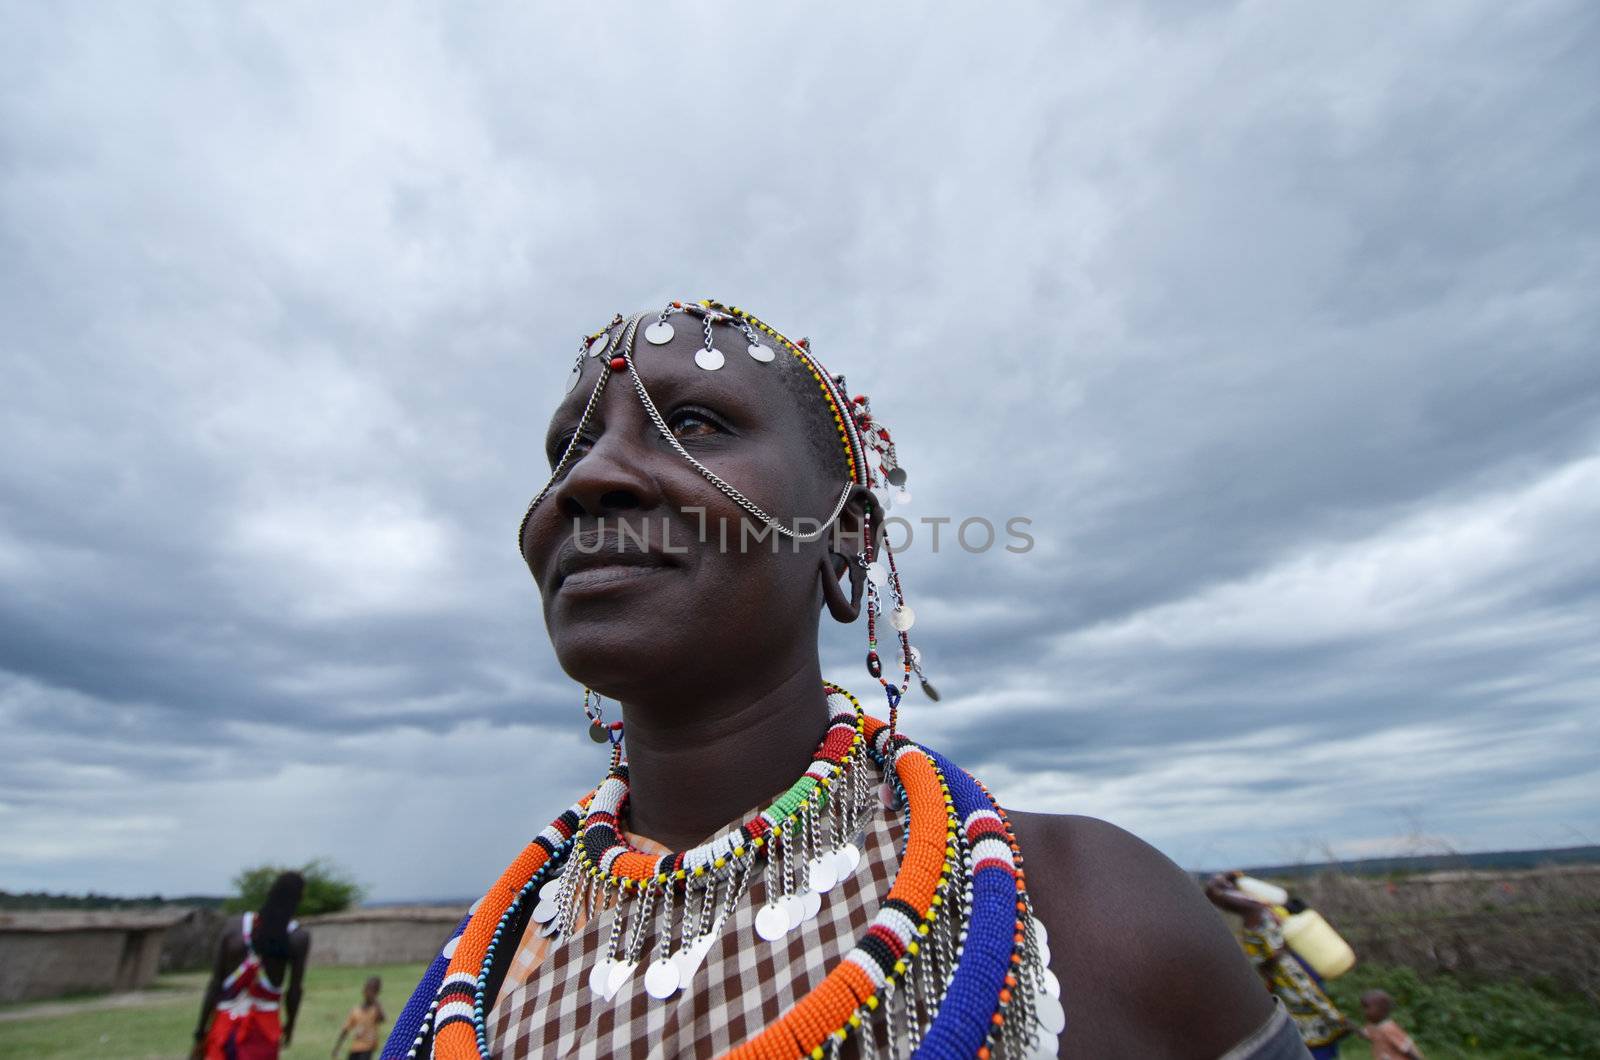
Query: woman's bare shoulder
1006 810 1275 1058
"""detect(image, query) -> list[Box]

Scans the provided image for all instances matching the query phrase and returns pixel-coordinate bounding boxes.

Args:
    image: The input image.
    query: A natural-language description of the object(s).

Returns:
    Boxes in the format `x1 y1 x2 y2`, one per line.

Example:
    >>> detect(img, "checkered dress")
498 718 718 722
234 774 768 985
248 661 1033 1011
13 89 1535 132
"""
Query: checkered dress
487 793 906 1058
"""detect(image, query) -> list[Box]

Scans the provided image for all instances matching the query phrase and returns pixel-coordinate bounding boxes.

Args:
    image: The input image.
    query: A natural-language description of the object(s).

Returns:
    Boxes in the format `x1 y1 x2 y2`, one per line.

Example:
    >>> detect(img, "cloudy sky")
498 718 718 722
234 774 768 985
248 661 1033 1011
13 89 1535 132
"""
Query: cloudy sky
3 3 1597 901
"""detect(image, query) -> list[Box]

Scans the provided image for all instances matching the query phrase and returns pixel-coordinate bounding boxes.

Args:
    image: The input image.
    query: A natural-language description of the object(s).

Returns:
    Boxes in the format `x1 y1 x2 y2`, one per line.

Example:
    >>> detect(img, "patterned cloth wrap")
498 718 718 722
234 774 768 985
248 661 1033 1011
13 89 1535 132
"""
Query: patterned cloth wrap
489 770 907 1058
1240 919 1351 1050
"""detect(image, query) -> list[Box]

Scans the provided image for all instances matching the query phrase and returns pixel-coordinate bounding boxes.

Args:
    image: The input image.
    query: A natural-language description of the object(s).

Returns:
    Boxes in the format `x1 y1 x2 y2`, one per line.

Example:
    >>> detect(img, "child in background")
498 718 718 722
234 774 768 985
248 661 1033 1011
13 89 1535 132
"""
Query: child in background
1359 989 1424 1060
332 976 384 1060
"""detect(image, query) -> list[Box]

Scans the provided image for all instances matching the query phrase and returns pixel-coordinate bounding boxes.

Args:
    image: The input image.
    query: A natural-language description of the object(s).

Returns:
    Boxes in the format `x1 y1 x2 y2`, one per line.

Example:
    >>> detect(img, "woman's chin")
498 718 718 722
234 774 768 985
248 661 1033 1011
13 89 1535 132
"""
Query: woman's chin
553 637 683 700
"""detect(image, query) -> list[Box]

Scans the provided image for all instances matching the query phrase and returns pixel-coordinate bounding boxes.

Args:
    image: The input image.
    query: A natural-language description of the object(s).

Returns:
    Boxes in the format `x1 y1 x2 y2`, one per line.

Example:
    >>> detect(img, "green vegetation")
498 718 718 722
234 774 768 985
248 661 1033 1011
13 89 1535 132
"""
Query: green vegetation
225 858 366 916
0 890 223 910
7 957 1599 1059
1325 963 1600 1059
0 963 424 1060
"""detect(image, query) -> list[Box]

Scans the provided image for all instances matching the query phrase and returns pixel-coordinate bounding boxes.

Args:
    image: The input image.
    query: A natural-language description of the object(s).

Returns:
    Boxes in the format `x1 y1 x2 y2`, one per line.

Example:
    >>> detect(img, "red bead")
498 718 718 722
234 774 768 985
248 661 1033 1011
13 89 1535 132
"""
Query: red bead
610 356 627 372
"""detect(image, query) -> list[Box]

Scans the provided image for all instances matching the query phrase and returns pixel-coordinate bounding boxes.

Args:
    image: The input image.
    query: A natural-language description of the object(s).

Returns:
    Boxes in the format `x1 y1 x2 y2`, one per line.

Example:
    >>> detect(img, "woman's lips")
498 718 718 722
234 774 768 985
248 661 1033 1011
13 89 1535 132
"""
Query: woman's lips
558 562 675 594
552 527 681 595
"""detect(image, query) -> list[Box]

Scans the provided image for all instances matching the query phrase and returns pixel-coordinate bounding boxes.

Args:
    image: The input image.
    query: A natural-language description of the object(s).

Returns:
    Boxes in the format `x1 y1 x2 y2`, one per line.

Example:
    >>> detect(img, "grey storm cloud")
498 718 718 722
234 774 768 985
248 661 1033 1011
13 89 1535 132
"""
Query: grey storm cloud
2 2 1598 899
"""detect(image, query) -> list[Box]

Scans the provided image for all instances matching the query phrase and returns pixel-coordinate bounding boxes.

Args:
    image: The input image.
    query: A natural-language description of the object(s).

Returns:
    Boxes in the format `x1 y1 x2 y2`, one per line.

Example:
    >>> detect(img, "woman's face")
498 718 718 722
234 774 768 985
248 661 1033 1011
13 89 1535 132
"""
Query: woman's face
519 316 850 702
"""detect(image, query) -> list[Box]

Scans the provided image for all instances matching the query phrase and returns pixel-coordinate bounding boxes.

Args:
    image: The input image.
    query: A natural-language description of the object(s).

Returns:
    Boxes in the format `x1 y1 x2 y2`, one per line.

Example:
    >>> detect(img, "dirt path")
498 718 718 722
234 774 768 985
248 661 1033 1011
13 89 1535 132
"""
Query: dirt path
0 973 205 1023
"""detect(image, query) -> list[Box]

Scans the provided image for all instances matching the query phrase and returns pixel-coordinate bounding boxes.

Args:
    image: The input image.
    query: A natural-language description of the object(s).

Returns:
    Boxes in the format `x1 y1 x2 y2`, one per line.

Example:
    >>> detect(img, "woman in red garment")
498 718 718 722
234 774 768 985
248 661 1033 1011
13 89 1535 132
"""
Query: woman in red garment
191 871 311 1060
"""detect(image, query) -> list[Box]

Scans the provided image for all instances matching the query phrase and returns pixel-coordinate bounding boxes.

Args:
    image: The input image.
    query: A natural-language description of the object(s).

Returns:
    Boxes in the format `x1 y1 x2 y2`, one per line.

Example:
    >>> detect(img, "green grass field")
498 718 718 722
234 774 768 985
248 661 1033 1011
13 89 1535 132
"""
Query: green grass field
2 959 1596 1058
0 963 425 1060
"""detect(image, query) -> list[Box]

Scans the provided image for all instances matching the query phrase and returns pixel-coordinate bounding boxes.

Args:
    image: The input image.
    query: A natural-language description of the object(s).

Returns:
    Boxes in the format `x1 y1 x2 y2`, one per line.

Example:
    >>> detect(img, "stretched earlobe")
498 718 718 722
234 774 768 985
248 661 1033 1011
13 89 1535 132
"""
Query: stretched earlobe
820 552 865 623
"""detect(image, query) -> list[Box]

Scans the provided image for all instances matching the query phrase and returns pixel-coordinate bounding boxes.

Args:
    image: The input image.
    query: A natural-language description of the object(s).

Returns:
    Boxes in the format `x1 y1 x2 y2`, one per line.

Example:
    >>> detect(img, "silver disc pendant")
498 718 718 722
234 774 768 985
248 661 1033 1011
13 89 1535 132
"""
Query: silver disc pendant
539 878 563 901
747 342 775 363
644 956 680 999
588 334 611 358
777 894 804 929
695 346 725 371
588 959 612 999
674 916 722 982
1037 992 1067 1035
1031 915 1050 947
565 364 581 393
531 899 558 924
894 488 912 507
867 562 888 587
1027 1028 1061 1060
801 889 822 922
886 466 908 487
808 855 839 894
865 448 883 472
755 902 788 941
645 320 674 345
1042 967 1061 999
890 605 916 632
920 678 941 702
672 946 702 983
837 842 862 876
606 959 634 999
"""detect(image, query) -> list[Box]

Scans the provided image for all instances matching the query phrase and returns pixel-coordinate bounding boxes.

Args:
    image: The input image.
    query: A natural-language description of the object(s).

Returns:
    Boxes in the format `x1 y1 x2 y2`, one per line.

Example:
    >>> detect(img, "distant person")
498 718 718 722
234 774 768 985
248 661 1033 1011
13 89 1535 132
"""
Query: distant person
1359 989 1424 1060
332 975 385 1060
1206 873 1353 1058
191 870 311 1060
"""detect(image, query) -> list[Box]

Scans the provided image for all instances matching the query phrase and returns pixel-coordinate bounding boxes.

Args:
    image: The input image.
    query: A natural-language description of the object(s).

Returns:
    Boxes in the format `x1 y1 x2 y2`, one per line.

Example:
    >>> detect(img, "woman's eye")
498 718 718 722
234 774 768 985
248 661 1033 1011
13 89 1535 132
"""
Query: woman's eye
669 410 723 439
549 433 591 467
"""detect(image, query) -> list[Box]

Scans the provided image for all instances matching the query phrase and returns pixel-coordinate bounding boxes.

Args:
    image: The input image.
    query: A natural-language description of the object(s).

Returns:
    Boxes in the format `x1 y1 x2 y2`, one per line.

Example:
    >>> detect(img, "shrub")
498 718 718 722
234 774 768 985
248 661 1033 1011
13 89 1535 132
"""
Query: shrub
223 858 366 917
1325 963 1600 1058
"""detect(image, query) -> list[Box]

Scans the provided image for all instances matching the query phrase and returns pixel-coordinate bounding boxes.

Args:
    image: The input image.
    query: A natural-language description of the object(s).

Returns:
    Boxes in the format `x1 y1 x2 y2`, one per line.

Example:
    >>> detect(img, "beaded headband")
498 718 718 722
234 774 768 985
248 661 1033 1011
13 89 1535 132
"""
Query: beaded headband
519 300 938 727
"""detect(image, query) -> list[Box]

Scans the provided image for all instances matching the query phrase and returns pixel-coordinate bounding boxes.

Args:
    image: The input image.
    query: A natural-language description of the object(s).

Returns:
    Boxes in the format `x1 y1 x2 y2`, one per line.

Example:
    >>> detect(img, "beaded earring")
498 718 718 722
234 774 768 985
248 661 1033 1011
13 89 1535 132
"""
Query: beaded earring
582 687 624 768
845 390 938 733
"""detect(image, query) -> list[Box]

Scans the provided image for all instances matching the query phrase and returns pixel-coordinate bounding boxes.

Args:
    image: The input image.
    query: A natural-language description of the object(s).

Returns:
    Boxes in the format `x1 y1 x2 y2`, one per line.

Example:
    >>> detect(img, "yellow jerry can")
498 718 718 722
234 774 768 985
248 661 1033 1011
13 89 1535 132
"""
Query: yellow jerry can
1282 908 1356 980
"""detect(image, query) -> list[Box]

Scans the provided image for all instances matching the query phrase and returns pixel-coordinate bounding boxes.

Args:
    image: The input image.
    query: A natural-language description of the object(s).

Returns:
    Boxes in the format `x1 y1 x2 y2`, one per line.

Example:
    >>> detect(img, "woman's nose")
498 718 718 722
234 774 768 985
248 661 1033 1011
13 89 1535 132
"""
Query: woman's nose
552 427 664 520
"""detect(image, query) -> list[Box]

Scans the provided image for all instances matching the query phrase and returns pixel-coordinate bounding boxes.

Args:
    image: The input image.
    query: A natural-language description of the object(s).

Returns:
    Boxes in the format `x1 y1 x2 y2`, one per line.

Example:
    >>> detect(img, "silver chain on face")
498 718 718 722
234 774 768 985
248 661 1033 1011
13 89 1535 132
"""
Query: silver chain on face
516 314 636 550
519 309 855 548
621 335 854 541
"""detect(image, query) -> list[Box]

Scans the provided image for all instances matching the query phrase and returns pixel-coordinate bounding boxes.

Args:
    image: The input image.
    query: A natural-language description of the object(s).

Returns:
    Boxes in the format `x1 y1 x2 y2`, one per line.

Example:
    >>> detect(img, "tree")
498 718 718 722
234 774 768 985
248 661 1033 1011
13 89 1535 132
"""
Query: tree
224 858 366 916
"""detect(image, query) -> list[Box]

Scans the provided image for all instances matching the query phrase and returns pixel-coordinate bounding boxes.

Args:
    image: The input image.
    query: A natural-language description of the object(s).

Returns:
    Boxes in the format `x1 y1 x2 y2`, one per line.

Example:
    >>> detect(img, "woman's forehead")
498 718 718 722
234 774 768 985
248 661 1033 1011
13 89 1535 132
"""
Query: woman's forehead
547 316 805 427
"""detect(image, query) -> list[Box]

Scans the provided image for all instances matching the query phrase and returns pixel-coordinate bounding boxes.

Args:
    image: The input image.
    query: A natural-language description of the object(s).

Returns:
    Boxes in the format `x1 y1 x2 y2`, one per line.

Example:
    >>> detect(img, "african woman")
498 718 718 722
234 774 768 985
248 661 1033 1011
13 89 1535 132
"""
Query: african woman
192 870 310 1060
387 302 1308 1059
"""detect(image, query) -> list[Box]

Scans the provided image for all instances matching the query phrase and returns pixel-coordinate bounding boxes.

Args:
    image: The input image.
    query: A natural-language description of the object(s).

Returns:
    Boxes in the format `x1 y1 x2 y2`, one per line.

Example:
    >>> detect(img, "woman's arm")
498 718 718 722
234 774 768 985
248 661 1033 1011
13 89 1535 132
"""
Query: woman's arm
282 929 311 1047
188 930 231 1060
1009 811 1282 1058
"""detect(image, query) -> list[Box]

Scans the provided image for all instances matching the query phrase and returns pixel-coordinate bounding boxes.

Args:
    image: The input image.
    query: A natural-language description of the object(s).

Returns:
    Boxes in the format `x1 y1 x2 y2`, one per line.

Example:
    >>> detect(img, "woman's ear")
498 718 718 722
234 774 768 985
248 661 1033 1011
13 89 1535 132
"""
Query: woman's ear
819 485 878 623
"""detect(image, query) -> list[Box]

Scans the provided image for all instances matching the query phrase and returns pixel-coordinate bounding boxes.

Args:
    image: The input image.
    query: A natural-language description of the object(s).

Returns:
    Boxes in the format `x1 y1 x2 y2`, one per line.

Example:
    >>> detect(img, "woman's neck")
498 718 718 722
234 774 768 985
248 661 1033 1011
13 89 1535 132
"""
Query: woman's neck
616 658 831 851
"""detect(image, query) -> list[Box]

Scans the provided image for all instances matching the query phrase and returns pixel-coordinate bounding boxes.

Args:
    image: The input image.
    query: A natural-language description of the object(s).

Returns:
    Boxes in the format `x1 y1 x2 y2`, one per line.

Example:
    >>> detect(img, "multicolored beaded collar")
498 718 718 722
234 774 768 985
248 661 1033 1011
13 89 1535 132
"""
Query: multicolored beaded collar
384 688 1063 1060
556 685 871 983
